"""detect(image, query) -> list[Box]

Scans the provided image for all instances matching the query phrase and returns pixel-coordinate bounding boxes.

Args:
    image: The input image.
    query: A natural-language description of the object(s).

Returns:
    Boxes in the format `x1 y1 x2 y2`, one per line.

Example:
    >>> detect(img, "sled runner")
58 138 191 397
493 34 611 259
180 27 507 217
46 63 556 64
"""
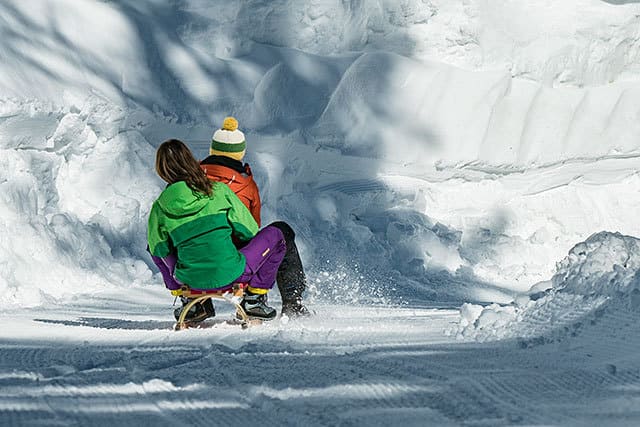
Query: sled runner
170 283 262 330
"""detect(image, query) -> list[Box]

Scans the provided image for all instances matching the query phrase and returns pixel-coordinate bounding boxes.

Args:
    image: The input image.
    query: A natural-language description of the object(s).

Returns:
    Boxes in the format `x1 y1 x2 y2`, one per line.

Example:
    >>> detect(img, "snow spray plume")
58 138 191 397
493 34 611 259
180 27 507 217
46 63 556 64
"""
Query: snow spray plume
156 139 212 196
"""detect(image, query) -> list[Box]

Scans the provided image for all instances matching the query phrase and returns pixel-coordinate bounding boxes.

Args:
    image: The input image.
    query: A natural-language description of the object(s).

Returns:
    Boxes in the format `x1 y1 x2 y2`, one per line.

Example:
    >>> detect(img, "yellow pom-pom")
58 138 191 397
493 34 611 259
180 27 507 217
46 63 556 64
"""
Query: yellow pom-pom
222 116 238 131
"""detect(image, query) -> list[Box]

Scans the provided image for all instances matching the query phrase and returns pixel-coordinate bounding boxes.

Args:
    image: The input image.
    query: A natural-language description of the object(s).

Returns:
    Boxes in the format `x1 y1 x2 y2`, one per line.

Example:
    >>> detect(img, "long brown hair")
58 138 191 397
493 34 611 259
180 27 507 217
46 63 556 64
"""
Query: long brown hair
155 139 212 196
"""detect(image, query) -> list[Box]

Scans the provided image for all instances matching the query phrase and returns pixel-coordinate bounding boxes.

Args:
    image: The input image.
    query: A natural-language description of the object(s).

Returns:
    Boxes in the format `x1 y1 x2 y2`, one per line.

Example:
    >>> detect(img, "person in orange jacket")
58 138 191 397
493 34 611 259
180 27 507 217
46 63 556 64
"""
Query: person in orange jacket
200 117 309 317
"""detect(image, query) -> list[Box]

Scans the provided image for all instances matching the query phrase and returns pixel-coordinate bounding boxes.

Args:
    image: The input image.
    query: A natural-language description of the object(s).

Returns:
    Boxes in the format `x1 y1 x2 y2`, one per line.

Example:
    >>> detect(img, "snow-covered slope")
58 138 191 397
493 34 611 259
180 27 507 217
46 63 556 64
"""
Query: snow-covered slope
2 0 640 305
3 0 640 425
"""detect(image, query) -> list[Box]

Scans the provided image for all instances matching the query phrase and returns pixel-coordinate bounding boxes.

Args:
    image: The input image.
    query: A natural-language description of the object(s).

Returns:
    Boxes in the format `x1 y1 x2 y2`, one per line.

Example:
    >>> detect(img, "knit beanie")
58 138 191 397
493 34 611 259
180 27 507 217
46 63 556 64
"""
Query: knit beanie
210 116 246 161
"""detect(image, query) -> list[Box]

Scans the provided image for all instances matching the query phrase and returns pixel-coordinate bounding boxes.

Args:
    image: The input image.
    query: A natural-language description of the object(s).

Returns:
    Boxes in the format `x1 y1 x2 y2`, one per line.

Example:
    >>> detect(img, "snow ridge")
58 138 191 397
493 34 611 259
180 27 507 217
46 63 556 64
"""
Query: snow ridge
0 96 160 306
456 231 640 343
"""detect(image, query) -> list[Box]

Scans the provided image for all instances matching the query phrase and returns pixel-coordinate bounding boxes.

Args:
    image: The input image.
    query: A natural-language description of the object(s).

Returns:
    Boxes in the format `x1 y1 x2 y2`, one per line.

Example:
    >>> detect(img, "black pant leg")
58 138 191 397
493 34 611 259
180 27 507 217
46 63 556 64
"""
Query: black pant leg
268 221 306 304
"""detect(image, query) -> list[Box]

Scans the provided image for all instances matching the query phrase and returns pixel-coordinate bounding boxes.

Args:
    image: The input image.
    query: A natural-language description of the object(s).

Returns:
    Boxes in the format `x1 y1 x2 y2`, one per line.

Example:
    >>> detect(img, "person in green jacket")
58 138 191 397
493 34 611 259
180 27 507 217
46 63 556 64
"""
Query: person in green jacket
148 139 286 321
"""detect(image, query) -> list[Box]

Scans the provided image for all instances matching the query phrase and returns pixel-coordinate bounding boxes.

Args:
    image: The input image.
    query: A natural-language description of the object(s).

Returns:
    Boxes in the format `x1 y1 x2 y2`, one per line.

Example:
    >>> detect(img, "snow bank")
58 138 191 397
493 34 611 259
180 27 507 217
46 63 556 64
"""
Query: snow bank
309 52 640 166
1 0 640 307
232 0 640 86
0 97 160 306
455 231 640 342
3 1 640 168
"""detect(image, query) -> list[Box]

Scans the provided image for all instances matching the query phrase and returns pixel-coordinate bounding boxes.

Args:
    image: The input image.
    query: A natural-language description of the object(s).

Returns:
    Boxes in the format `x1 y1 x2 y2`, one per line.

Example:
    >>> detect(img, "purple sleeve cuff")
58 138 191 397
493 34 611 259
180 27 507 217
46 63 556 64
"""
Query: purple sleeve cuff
150 253 182 290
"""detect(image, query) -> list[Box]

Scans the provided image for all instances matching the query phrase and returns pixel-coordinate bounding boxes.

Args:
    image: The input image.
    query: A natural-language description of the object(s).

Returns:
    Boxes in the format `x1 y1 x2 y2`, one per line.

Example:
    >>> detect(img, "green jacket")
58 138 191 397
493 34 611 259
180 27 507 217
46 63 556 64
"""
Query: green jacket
147 181 258 289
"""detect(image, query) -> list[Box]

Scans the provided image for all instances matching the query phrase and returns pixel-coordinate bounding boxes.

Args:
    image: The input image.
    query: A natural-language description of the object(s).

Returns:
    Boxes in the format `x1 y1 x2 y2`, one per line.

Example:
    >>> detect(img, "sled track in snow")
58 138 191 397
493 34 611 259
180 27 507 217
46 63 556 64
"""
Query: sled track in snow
0 344 248 426
443 298 640 424
2 302 640 425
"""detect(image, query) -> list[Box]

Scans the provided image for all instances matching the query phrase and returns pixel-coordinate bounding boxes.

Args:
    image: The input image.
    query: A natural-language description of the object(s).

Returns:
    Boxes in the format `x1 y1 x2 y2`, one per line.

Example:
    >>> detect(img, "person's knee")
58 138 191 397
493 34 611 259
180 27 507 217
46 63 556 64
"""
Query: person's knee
268 221 295 241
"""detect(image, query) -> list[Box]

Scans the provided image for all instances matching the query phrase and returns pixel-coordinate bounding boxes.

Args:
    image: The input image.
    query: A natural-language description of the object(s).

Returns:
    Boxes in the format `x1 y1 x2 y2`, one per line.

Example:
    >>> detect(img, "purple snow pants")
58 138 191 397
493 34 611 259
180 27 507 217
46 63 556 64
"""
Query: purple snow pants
151 225 286 291
236 225 286 290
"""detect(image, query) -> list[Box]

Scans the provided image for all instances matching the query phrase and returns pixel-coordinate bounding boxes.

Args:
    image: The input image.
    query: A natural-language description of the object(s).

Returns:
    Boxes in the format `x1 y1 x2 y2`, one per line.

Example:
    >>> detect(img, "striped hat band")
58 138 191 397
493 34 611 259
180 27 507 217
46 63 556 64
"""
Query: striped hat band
210 140 246 153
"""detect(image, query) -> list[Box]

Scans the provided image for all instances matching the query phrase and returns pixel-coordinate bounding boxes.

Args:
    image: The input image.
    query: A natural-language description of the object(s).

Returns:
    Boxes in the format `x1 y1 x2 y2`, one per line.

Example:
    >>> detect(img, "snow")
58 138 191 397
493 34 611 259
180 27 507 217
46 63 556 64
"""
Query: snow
2 0 640 425
455 231 640 345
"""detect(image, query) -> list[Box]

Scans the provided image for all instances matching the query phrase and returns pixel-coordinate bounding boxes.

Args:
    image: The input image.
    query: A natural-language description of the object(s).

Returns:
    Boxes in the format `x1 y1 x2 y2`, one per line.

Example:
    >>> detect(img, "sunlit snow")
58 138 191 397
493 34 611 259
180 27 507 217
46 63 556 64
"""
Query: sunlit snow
1 1 640 425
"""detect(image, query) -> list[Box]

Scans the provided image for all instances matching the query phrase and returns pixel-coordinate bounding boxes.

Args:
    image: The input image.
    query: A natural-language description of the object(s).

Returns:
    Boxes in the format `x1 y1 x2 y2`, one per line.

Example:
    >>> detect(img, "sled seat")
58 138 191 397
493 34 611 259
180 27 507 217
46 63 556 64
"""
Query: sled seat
170 283 253 330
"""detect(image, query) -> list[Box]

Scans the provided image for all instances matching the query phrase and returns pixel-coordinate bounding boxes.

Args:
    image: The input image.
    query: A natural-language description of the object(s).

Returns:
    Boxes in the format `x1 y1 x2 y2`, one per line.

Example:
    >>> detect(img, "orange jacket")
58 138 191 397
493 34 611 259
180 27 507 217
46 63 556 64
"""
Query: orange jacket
200 156 262 226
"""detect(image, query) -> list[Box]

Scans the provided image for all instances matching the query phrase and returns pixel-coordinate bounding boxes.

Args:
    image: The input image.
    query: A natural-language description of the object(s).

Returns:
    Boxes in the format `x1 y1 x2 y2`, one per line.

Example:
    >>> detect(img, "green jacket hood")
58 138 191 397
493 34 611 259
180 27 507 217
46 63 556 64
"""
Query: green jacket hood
157 181 210 216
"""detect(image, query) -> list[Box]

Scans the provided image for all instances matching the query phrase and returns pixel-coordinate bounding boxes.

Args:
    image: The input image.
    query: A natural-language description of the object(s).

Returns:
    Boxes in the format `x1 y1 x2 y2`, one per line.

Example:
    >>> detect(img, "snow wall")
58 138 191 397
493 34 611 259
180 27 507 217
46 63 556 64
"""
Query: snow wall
1 0 640 315
455 231 640 344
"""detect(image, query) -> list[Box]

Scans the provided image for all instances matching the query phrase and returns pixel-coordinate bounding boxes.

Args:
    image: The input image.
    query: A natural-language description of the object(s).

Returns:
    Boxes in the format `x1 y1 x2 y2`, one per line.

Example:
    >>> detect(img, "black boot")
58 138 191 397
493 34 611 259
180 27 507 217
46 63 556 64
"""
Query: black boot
241 291 276 320
280 282 310 318
282 297 310 317
174 297 215 323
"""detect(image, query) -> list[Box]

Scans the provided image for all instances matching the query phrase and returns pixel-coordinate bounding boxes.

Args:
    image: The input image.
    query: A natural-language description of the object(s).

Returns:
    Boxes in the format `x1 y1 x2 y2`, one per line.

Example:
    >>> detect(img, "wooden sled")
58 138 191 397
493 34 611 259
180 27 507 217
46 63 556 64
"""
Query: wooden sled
170 283 262 331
